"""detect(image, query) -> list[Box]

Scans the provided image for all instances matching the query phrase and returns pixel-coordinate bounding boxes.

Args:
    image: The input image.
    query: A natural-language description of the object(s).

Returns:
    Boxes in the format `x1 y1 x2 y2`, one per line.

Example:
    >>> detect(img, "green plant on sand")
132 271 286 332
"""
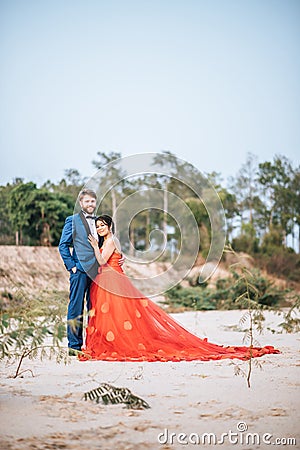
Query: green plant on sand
0 286 69 378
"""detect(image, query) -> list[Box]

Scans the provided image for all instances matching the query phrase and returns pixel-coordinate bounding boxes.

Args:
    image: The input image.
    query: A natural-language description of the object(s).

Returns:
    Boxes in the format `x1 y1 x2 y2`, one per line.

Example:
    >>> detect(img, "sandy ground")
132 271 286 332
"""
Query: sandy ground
0 309 299 450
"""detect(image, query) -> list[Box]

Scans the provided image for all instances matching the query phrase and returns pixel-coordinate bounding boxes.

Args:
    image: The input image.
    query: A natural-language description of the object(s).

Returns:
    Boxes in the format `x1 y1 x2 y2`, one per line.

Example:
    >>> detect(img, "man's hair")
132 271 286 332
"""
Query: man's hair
78 189 97 201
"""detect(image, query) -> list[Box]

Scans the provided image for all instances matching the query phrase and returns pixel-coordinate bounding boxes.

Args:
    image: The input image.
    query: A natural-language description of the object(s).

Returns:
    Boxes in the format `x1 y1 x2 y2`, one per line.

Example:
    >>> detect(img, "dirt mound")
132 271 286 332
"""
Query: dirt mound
0 246 69 296
0 246 174 299
1 246 291 302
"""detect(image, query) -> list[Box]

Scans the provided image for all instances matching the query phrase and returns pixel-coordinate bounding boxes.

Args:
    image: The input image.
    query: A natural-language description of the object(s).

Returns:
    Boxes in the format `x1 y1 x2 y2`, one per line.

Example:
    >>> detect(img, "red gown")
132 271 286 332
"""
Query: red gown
80 251 279 362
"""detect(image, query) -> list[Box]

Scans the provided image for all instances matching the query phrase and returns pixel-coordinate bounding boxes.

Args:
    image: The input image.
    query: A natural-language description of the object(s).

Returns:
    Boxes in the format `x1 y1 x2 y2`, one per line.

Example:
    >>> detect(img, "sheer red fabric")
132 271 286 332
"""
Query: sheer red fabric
80 251 279 362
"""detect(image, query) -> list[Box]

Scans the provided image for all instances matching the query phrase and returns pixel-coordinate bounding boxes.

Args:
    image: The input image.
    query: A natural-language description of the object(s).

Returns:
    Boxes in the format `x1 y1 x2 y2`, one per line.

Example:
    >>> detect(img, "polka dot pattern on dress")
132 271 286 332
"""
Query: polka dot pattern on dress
124 321 132 330
101 303 109 313
106 331 115 341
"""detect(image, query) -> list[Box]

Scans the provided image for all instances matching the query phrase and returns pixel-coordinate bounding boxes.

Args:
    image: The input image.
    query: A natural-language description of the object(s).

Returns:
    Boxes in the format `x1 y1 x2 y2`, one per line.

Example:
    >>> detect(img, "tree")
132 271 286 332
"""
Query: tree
0 180 23 244
8 182 37 245
152 151 203 242
229 153 259 228
8 182 74 246
118 175 165 254
258 155 294 245
29 190 74 245
290 167 300 253
42 168 84 202
206 173 239 242
92 152 126 225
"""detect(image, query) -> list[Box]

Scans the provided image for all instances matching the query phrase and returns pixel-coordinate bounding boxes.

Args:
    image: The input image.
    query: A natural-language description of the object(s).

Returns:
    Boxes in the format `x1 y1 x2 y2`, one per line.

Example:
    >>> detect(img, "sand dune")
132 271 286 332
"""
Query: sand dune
0 310 299 449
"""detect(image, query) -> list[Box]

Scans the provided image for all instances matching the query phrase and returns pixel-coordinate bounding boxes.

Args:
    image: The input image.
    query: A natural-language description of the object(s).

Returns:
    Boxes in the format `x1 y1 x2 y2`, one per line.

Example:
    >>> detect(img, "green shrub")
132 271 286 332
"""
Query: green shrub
260 226 285 256
231 223 259 254
163 269 288 311
256 252 300 282
163 285 217 311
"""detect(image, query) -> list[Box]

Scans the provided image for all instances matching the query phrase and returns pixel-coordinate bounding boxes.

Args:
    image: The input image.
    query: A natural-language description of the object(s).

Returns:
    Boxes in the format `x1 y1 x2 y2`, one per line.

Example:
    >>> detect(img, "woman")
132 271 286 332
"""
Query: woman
80 215 279 361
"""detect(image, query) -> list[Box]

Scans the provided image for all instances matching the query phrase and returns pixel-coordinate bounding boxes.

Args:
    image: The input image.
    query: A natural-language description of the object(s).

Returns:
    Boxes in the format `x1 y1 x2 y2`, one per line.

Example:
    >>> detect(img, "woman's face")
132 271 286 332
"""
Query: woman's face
96 220 110 237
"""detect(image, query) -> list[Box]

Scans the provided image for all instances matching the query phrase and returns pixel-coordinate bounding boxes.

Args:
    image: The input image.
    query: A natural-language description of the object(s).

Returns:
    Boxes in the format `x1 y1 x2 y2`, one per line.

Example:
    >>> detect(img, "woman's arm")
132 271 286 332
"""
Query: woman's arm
101 237 117 263
88 235 116 265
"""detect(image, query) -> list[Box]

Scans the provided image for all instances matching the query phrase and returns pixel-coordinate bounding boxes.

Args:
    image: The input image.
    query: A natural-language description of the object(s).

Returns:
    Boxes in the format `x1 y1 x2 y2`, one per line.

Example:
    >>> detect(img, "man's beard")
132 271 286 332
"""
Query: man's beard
82 206 96 214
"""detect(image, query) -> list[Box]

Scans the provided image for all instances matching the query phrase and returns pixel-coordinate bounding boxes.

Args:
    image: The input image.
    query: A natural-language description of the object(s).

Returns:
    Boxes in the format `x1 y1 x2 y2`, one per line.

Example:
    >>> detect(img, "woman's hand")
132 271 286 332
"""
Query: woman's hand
118 254 125 266
88 234 99 250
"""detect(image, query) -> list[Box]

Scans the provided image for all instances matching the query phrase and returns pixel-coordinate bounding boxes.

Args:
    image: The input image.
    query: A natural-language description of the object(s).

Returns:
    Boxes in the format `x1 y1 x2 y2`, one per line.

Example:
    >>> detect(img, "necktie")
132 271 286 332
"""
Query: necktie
86 215 96 220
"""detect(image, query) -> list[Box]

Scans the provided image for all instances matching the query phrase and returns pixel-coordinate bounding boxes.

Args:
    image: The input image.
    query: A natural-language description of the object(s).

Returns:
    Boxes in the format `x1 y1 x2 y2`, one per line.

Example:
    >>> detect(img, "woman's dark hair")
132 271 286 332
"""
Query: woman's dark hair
95 214 115 248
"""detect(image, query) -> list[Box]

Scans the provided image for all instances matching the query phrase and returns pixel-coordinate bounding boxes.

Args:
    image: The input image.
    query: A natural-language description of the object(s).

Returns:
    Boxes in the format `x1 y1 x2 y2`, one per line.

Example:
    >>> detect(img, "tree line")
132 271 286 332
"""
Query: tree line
1 151 299 260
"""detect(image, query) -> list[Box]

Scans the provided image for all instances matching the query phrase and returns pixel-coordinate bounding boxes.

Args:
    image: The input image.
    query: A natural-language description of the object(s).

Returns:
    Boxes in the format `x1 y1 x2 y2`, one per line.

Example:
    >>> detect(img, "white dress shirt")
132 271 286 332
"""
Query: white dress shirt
82 211 98 239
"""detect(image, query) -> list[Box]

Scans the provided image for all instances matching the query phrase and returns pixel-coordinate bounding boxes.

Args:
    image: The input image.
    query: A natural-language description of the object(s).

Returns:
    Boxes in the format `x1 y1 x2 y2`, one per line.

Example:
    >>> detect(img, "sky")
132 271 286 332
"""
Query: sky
0 0 299 187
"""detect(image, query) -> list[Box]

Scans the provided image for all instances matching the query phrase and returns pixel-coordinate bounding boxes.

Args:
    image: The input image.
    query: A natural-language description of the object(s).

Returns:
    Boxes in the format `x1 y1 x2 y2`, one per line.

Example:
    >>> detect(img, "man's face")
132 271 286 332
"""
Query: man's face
80 195 97 214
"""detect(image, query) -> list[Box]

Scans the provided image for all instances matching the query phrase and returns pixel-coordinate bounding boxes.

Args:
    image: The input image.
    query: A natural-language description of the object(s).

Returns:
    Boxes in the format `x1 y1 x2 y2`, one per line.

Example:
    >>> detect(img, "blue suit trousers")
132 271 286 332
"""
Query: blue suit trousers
67 269 92 350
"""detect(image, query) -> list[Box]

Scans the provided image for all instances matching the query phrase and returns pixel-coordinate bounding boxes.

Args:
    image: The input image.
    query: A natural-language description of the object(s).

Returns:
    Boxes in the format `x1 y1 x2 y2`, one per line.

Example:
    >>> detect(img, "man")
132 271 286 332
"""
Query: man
59 189 100 356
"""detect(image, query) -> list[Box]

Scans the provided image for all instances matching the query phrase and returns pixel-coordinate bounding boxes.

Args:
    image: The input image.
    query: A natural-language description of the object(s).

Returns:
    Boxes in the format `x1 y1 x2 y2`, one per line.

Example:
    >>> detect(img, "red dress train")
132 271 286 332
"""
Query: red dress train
80 251 279 362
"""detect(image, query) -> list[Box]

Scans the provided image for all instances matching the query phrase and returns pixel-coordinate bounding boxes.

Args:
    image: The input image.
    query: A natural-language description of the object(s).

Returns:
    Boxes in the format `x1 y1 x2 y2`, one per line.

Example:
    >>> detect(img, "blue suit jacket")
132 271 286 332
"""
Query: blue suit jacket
59 212 98 277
